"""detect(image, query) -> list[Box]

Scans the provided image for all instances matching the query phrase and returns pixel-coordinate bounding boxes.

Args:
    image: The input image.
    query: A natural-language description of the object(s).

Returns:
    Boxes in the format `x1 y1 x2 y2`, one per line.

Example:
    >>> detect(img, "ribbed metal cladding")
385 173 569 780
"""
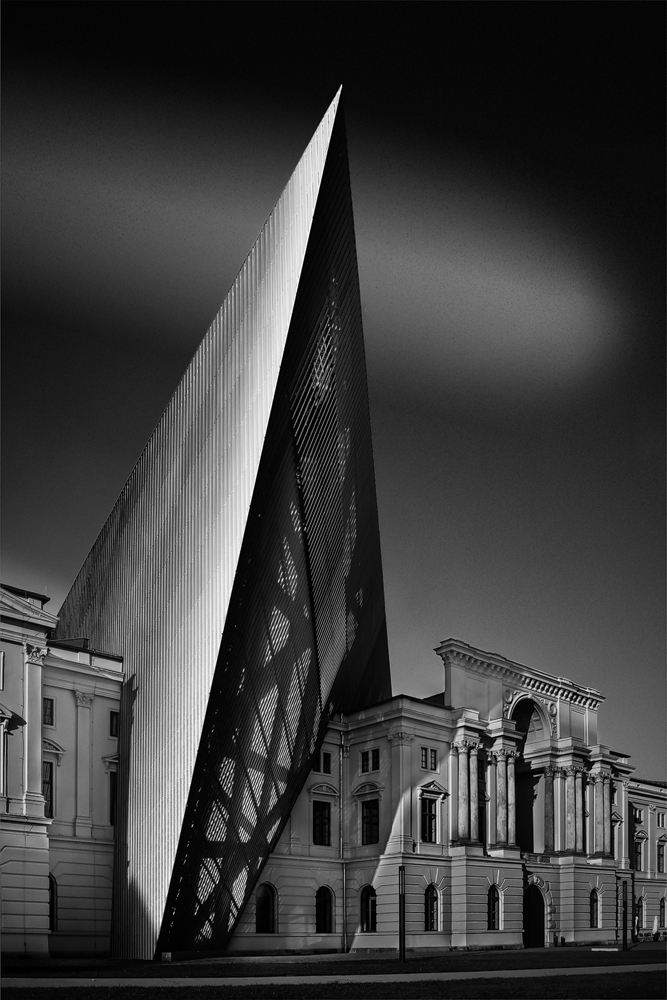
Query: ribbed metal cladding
55 90 390 958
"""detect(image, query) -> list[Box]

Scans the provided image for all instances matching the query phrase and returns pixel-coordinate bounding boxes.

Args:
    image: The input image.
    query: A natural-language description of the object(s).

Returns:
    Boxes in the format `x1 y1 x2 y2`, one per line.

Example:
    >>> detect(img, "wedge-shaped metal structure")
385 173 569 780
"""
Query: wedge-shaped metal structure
55 90 391 958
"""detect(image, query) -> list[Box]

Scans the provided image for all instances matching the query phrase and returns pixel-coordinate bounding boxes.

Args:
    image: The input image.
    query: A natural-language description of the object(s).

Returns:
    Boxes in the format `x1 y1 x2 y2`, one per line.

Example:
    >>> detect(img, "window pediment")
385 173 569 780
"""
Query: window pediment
352 780 384 800
635 830 648 841
308 782 339 797
102 753 119 772
419 779 448 797
43 738 66 766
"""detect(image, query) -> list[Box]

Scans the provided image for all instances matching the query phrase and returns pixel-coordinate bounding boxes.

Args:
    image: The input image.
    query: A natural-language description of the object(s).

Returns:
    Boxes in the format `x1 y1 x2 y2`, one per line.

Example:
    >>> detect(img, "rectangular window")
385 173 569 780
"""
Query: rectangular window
421 747 437 771
634 841 643 871
110 711 119 738
361 750 369 773
429 749 437 771
0 650 5 690
313 800 331 846
421 797 437 843
657 813 666 829
632 807 644 825
43 698 54 727
658 844 665 873
110 770 117 827
421 747 428 769
371 748 380 771
322 751 332 775
43 761 54 818
362 799 379 845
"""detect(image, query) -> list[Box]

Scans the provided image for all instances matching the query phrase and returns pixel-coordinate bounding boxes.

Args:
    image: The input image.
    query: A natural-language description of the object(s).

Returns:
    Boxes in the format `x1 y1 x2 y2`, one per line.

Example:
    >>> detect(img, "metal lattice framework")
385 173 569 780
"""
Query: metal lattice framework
55 90 390 957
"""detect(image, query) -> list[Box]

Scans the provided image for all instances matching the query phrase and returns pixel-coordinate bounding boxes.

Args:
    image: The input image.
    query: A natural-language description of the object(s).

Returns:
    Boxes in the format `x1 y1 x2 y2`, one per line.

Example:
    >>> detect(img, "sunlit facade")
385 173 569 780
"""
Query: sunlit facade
230 640 667 952
54 91 391 958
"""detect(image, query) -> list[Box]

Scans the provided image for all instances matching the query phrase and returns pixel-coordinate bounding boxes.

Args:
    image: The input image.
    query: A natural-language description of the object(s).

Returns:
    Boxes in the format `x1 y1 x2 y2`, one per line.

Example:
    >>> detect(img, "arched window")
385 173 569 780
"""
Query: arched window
636 897 644 931
360 885 376 932
660 898 665 929
424 883 438 931
488 885 500 931
48 874 58 933
589 889 599 929
315 886 333 934
255 883 277 933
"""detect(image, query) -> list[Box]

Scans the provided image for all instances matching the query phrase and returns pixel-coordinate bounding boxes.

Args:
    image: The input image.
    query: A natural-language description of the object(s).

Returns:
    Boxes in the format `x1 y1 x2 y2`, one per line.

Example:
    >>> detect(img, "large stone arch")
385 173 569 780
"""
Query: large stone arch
510 697 551 853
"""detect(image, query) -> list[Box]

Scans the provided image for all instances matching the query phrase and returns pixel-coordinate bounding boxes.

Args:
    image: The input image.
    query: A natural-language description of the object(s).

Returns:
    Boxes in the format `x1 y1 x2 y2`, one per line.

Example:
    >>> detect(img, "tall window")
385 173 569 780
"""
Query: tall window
424 883 438 931
658 844 665 873
590 889 599 928
42 761 54 818
488 885 500 930
315 886 333 933
313 751 332 774
660 898 665 929
657 812 666 828
109 770 117 827
360 885 376 932
43 698 54 727
634 840 643 871
361 749 380 773
109 711 119 738
362 799 379 845
420 747 437 771
421 797 437 843
255 883 276 933
48 874 58 932
313 801 331 846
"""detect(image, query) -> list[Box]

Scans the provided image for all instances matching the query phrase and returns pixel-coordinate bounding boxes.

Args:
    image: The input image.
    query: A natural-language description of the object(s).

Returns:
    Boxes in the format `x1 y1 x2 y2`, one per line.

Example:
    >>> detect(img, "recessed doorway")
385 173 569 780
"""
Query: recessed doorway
523 883 545 947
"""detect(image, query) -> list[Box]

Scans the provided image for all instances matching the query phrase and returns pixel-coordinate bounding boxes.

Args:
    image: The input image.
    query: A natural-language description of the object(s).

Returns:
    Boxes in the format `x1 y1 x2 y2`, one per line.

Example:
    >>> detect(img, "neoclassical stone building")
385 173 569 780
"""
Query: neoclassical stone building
230 639 667 953
0 584 122 956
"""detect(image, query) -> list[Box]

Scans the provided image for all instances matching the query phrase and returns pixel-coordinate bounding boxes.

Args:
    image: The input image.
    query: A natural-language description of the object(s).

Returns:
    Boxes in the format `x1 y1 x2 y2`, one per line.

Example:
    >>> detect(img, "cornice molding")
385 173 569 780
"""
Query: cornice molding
436 639 604 711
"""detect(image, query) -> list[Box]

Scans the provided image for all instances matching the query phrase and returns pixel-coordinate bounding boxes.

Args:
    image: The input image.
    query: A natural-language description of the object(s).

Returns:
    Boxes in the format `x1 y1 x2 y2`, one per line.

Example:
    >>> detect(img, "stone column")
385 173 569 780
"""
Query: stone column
22 643 48 817
469 743 479 842
75 690 94 838
592 774 604 854
575 768 584 853
544 767 555 853
456 742 470 841
507 751 517 847
565 767 576 852
487 751 497 848
496 751 507 846
603 775 612 856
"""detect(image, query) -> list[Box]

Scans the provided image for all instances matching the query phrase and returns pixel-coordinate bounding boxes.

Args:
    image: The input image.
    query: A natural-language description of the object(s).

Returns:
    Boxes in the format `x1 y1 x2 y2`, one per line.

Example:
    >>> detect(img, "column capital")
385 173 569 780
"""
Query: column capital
544 766 557 778
388 730 413 746
564 766 577 777
75 690 94 708
23 642 48 665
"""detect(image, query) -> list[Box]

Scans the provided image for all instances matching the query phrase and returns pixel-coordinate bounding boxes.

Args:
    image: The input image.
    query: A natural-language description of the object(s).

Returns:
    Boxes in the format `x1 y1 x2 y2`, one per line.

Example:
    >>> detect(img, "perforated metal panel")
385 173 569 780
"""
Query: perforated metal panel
55 91 390 958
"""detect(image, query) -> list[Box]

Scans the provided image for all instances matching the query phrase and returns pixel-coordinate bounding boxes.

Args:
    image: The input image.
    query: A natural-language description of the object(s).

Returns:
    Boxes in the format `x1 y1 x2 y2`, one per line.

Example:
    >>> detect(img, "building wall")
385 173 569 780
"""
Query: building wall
0 584 123 956
229 643 667 954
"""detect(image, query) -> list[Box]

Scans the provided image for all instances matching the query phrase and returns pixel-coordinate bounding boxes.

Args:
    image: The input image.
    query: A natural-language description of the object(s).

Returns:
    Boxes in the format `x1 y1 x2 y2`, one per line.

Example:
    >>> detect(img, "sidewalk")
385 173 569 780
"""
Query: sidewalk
3 962 667 989
3 942 665 987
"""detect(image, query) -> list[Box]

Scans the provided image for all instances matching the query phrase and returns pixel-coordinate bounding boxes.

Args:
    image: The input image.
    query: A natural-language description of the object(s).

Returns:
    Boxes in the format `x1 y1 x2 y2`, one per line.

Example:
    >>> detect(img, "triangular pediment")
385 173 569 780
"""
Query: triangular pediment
420 779 448 796
0 586 59 629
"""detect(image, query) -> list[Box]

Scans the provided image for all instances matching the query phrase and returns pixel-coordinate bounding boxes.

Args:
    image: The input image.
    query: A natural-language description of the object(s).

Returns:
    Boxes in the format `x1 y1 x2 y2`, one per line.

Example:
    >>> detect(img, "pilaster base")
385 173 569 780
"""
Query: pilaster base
21 791 46 818
75 817 93 838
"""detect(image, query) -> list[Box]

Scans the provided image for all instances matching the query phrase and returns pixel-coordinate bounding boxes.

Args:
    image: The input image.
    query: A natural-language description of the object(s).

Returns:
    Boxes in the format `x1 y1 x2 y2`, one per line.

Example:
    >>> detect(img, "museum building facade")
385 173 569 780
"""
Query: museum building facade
229 639 667 953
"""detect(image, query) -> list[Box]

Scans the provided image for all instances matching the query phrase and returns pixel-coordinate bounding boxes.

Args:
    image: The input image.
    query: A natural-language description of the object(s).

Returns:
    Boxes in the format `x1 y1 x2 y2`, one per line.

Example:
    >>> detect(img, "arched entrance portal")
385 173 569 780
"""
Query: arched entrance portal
523 884 545 947
511 699 549 853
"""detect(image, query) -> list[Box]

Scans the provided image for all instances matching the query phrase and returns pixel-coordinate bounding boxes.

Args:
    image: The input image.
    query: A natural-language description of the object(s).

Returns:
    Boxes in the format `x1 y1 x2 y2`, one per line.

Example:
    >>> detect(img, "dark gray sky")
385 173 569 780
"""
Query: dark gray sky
3 5 664 777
